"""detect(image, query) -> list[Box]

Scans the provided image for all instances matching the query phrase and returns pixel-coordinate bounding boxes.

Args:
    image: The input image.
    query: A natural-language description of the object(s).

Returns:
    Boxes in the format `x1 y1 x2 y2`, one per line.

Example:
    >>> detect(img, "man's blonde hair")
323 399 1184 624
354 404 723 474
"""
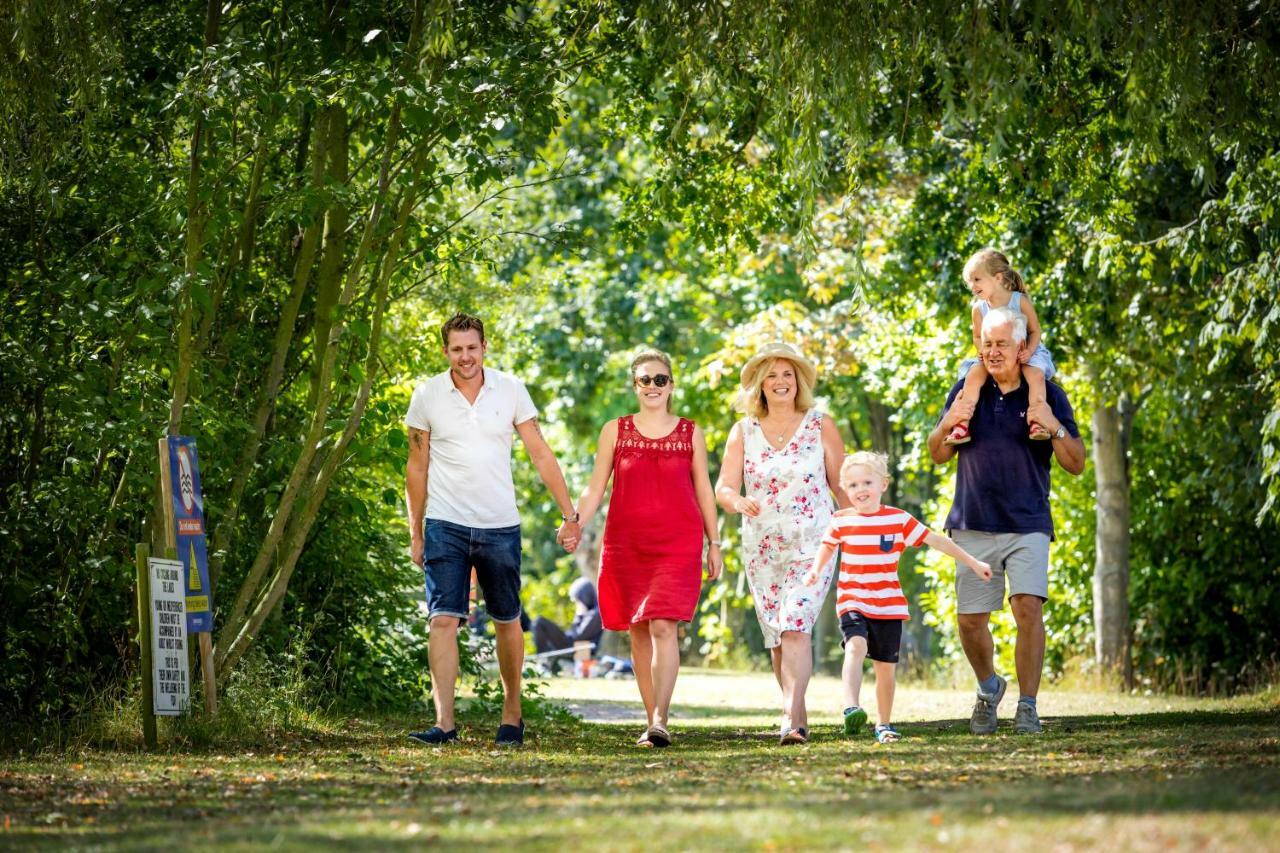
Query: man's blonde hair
840 451 890 484
734 357 816 419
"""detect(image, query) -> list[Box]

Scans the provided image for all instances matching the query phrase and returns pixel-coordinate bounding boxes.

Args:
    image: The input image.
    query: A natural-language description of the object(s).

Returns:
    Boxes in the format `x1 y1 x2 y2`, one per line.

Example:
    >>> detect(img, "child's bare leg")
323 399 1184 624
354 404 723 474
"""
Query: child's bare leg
842 637 868 709
962 362 989 405
1023 365 1049 437
872 660 896 726
945 363 988 444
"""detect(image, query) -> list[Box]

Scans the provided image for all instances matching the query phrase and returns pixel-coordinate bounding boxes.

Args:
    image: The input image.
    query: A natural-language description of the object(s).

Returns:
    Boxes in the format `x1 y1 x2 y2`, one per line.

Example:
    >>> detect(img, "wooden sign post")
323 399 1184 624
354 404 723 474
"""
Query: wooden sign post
134 543 158 750
158 436 218 715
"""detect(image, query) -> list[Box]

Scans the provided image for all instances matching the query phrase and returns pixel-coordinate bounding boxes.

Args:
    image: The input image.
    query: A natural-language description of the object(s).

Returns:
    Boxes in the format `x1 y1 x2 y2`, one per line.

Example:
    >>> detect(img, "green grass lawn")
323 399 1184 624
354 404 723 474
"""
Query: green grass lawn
3 670 1278 851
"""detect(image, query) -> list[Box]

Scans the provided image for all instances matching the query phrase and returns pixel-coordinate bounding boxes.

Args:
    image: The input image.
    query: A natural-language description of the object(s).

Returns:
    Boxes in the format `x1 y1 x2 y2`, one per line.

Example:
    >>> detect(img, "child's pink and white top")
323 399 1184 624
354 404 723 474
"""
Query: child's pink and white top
823 506 928 621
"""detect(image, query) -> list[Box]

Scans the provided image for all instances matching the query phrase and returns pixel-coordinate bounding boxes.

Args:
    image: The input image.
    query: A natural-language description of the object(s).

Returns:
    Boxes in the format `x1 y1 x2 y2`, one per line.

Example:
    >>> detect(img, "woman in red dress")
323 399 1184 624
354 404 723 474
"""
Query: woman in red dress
560 350 722 747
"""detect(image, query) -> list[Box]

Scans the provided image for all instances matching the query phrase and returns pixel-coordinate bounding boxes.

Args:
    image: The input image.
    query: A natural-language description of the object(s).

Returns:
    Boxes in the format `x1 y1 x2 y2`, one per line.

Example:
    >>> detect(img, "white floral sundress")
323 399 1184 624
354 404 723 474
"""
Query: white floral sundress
739 408 836 648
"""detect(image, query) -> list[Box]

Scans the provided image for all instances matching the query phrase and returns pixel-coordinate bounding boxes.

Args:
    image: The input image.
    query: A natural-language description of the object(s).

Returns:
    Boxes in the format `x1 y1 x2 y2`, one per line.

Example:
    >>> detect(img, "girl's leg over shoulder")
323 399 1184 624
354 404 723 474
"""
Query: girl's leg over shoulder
1023 365 1050 439
945 362 988 445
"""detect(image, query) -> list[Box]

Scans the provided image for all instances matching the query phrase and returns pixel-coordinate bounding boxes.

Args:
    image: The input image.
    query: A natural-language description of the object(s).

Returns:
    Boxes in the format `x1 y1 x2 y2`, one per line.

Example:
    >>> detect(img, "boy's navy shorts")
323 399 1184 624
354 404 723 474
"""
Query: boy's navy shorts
839 611 902 663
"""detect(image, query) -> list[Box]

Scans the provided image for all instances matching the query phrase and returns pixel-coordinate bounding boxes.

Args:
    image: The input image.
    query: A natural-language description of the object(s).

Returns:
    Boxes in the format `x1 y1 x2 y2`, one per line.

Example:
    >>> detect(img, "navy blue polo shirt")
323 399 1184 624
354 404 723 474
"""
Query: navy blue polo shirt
941 376 1079 539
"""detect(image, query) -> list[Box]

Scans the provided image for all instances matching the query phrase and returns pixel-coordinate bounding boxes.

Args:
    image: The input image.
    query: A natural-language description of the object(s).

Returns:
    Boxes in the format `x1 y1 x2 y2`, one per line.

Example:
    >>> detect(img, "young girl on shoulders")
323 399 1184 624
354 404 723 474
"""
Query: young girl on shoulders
944 248 1057 445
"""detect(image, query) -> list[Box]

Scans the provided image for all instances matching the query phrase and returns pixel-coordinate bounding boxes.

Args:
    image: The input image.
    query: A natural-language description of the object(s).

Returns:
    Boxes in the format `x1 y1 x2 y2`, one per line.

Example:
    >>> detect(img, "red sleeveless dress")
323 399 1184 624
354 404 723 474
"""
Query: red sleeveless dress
598 415 704 629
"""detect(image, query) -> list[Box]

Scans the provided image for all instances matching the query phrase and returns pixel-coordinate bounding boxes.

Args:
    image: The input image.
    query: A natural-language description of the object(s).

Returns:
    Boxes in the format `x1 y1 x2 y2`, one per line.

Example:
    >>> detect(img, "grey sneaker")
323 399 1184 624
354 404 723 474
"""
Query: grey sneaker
969 674 1007 735
1014 701 1043 734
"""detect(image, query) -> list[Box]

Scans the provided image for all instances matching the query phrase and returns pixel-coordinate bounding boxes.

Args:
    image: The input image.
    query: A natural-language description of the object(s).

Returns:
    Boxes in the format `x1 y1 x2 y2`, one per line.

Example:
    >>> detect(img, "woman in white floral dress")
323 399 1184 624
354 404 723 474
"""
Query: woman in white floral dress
716 342 849 744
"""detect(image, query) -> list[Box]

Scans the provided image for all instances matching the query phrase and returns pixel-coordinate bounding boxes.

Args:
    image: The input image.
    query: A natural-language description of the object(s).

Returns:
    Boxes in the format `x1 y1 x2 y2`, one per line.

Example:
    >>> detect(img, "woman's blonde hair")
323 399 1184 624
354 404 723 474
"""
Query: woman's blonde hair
964 248 1027 294
735 357 816 419
631 349 675 413
840 451 890 485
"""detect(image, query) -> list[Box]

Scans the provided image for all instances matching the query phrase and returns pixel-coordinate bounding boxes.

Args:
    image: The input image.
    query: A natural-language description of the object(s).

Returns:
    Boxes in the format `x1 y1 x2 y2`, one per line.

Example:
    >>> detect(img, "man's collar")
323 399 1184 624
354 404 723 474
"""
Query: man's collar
443 366 494 393
989 372 1026 395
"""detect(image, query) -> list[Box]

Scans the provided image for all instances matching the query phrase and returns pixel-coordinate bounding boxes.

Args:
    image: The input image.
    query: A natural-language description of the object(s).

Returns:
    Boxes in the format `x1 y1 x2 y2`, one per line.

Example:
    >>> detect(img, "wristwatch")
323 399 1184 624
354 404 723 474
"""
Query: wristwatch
561 511 580 524
1053 426 1066 440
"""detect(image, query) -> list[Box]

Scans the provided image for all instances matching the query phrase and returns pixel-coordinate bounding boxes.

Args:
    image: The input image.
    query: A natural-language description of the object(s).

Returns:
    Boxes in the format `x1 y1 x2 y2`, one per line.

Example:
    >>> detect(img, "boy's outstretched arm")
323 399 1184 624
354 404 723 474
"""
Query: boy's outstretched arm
923 531 992 580
803 541 838 586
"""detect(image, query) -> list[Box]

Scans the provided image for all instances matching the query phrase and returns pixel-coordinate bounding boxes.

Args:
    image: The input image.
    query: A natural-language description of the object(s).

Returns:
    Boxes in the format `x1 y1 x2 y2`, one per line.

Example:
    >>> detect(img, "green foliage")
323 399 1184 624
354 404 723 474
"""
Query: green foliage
4 0 1280 738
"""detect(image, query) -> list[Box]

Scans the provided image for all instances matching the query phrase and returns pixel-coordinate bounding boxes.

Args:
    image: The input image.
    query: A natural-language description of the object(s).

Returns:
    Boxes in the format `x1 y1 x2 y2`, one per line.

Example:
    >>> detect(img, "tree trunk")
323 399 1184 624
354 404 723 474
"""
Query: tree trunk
167 0 222 434
1092 393 1136 680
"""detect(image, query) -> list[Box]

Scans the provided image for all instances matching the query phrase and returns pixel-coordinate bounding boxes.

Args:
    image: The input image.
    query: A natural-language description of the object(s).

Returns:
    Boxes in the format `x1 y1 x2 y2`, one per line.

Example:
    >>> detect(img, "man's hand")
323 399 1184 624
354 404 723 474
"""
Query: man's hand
557 519 582 552
1026 400 1061 435
411 536 425 568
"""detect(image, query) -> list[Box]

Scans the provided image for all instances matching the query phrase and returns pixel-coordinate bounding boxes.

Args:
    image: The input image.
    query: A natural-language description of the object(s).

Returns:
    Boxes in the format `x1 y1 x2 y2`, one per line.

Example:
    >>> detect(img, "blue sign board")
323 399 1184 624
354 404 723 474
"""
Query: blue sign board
166 436 213 633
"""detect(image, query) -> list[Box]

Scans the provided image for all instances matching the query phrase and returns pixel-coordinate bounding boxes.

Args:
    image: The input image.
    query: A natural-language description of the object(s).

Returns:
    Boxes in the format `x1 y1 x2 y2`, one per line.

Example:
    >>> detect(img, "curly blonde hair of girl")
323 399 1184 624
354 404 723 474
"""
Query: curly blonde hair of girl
964 248 1027 294
631 349 675 413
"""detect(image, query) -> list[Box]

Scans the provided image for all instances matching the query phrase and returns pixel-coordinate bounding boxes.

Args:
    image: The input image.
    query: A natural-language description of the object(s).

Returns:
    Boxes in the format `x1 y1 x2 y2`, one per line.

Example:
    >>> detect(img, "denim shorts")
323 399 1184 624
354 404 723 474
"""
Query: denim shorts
423 519 522 623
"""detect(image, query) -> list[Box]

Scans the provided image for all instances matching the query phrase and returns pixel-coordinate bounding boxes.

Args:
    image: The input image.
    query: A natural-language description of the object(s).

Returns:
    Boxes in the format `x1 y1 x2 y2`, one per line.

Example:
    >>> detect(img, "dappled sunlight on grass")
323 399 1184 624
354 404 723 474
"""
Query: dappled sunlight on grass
2 671 1277 850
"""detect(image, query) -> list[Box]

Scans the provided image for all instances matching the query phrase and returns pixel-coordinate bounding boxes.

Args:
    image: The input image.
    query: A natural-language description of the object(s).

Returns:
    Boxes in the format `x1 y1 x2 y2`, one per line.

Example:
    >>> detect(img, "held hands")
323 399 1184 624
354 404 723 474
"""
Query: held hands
556 519 582 553
969 559 993 581
735 494 762 518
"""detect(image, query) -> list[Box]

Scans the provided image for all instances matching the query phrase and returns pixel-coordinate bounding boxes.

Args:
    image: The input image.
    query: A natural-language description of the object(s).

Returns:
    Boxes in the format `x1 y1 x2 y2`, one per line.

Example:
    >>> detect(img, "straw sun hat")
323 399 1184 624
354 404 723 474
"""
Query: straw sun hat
739 342 817 390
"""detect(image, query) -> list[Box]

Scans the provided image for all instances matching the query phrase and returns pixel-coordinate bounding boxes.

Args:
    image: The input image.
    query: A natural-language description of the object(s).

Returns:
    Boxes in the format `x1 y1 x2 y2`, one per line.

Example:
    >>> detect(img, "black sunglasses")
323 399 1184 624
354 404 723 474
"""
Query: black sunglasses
635 374 671 387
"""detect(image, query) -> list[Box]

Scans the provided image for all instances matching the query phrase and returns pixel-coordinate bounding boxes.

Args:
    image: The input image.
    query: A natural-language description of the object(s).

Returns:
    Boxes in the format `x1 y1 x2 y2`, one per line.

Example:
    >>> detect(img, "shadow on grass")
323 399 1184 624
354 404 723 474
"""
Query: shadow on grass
5 708 1278 849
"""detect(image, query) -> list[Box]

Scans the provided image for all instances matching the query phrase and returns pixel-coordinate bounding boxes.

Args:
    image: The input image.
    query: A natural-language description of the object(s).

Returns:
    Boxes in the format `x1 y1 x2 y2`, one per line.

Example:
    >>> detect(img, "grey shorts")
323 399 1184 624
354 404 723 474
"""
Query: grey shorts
950 530 1050 614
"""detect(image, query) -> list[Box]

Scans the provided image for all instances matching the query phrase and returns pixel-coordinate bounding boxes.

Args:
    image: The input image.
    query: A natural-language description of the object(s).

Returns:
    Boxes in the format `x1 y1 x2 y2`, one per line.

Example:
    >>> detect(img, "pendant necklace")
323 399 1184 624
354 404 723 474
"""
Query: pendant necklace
766 411 801 444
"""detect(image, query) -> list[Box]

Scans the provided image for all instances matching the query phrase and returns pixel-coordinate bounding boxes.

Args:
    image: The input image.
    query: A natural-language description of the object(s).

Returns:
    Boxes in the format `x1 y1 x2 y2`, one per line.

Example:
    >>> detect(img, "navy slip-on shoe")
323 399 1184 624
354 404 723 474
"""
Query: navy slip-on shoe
495 719 525 746
408 726 458 745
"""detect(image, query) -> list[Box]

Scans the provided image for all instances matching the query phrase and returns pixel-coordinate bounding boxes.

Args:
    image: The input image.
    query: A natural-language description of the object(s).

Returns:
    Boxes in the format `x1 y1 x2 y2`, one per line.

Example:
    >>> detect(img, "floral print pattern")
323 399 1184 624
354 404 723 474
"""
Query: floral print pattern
739 408 835 648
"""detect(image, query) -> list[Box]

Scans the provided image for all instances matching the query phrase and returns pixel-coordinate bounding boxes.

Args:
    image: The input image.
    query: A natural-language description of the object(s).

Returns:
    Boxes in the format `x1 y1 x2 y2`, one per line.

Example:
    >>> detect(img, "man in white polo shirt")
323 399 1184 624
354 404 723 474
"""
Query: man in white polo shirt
404 313 581 747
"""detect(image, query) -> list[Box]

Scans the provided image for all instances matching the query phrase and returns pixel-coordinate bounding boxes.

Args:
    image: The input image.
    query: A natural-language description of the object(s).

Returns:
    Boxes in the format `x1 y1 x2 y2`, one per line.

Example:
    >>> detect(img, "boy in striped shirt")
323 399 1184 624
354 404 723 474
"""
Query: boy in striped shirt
804 452 992 742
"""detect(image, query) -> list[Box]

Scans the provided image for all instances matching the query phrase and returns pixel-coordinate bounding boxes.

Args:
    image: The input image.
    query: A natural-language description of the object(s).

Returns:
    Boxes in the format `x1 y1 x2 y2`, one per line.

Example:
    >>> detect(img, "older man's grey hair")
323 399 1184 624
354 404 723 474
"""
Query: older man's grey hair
981 306 1028 344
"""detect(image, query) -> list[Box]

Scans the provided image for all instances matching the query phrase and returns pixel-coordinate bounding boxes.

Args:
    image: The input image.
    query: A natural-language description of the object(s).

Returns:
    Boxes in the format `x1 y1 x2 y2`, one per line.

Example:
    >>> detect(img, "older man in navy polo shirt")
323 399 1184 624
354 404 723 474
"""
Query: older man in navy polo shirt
928 306 1085 735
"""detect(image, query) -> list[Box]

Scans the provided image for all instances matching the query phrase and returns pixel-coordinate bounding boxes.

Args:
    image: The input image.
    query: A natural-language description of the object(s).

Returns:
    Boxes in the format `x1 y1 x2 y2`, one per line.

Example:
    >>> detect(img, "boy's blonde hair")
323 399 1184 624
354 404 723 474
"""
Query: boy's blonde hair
964 248 1027 294
840 451 890 485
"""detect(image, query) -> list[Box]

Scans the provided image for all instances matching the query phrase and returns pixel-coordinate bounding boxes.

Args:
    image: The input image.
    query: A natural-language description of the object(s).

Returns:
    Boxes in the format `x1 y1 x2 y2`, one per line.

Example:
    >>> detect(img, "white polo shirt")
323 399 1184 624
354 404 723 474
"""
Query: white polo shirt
404 367 538 528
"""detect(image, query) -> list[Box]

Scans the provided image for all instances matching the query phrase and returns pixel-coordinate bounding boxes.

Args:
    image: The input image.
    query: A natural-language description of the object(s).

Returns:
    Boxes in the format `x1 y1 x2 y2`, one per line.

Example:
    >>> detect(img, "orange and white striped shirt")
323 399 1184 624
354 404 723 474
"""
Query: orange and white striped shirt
822 506 928 621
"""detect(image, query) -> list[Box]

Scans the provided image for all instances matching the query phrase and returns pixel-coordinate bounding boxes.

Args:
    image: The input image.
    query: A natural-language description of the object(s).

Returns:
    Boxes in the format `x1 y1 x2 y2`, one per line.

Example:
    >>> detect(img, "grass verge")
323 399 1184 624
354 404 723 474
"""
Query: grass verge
1 673 1277 851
